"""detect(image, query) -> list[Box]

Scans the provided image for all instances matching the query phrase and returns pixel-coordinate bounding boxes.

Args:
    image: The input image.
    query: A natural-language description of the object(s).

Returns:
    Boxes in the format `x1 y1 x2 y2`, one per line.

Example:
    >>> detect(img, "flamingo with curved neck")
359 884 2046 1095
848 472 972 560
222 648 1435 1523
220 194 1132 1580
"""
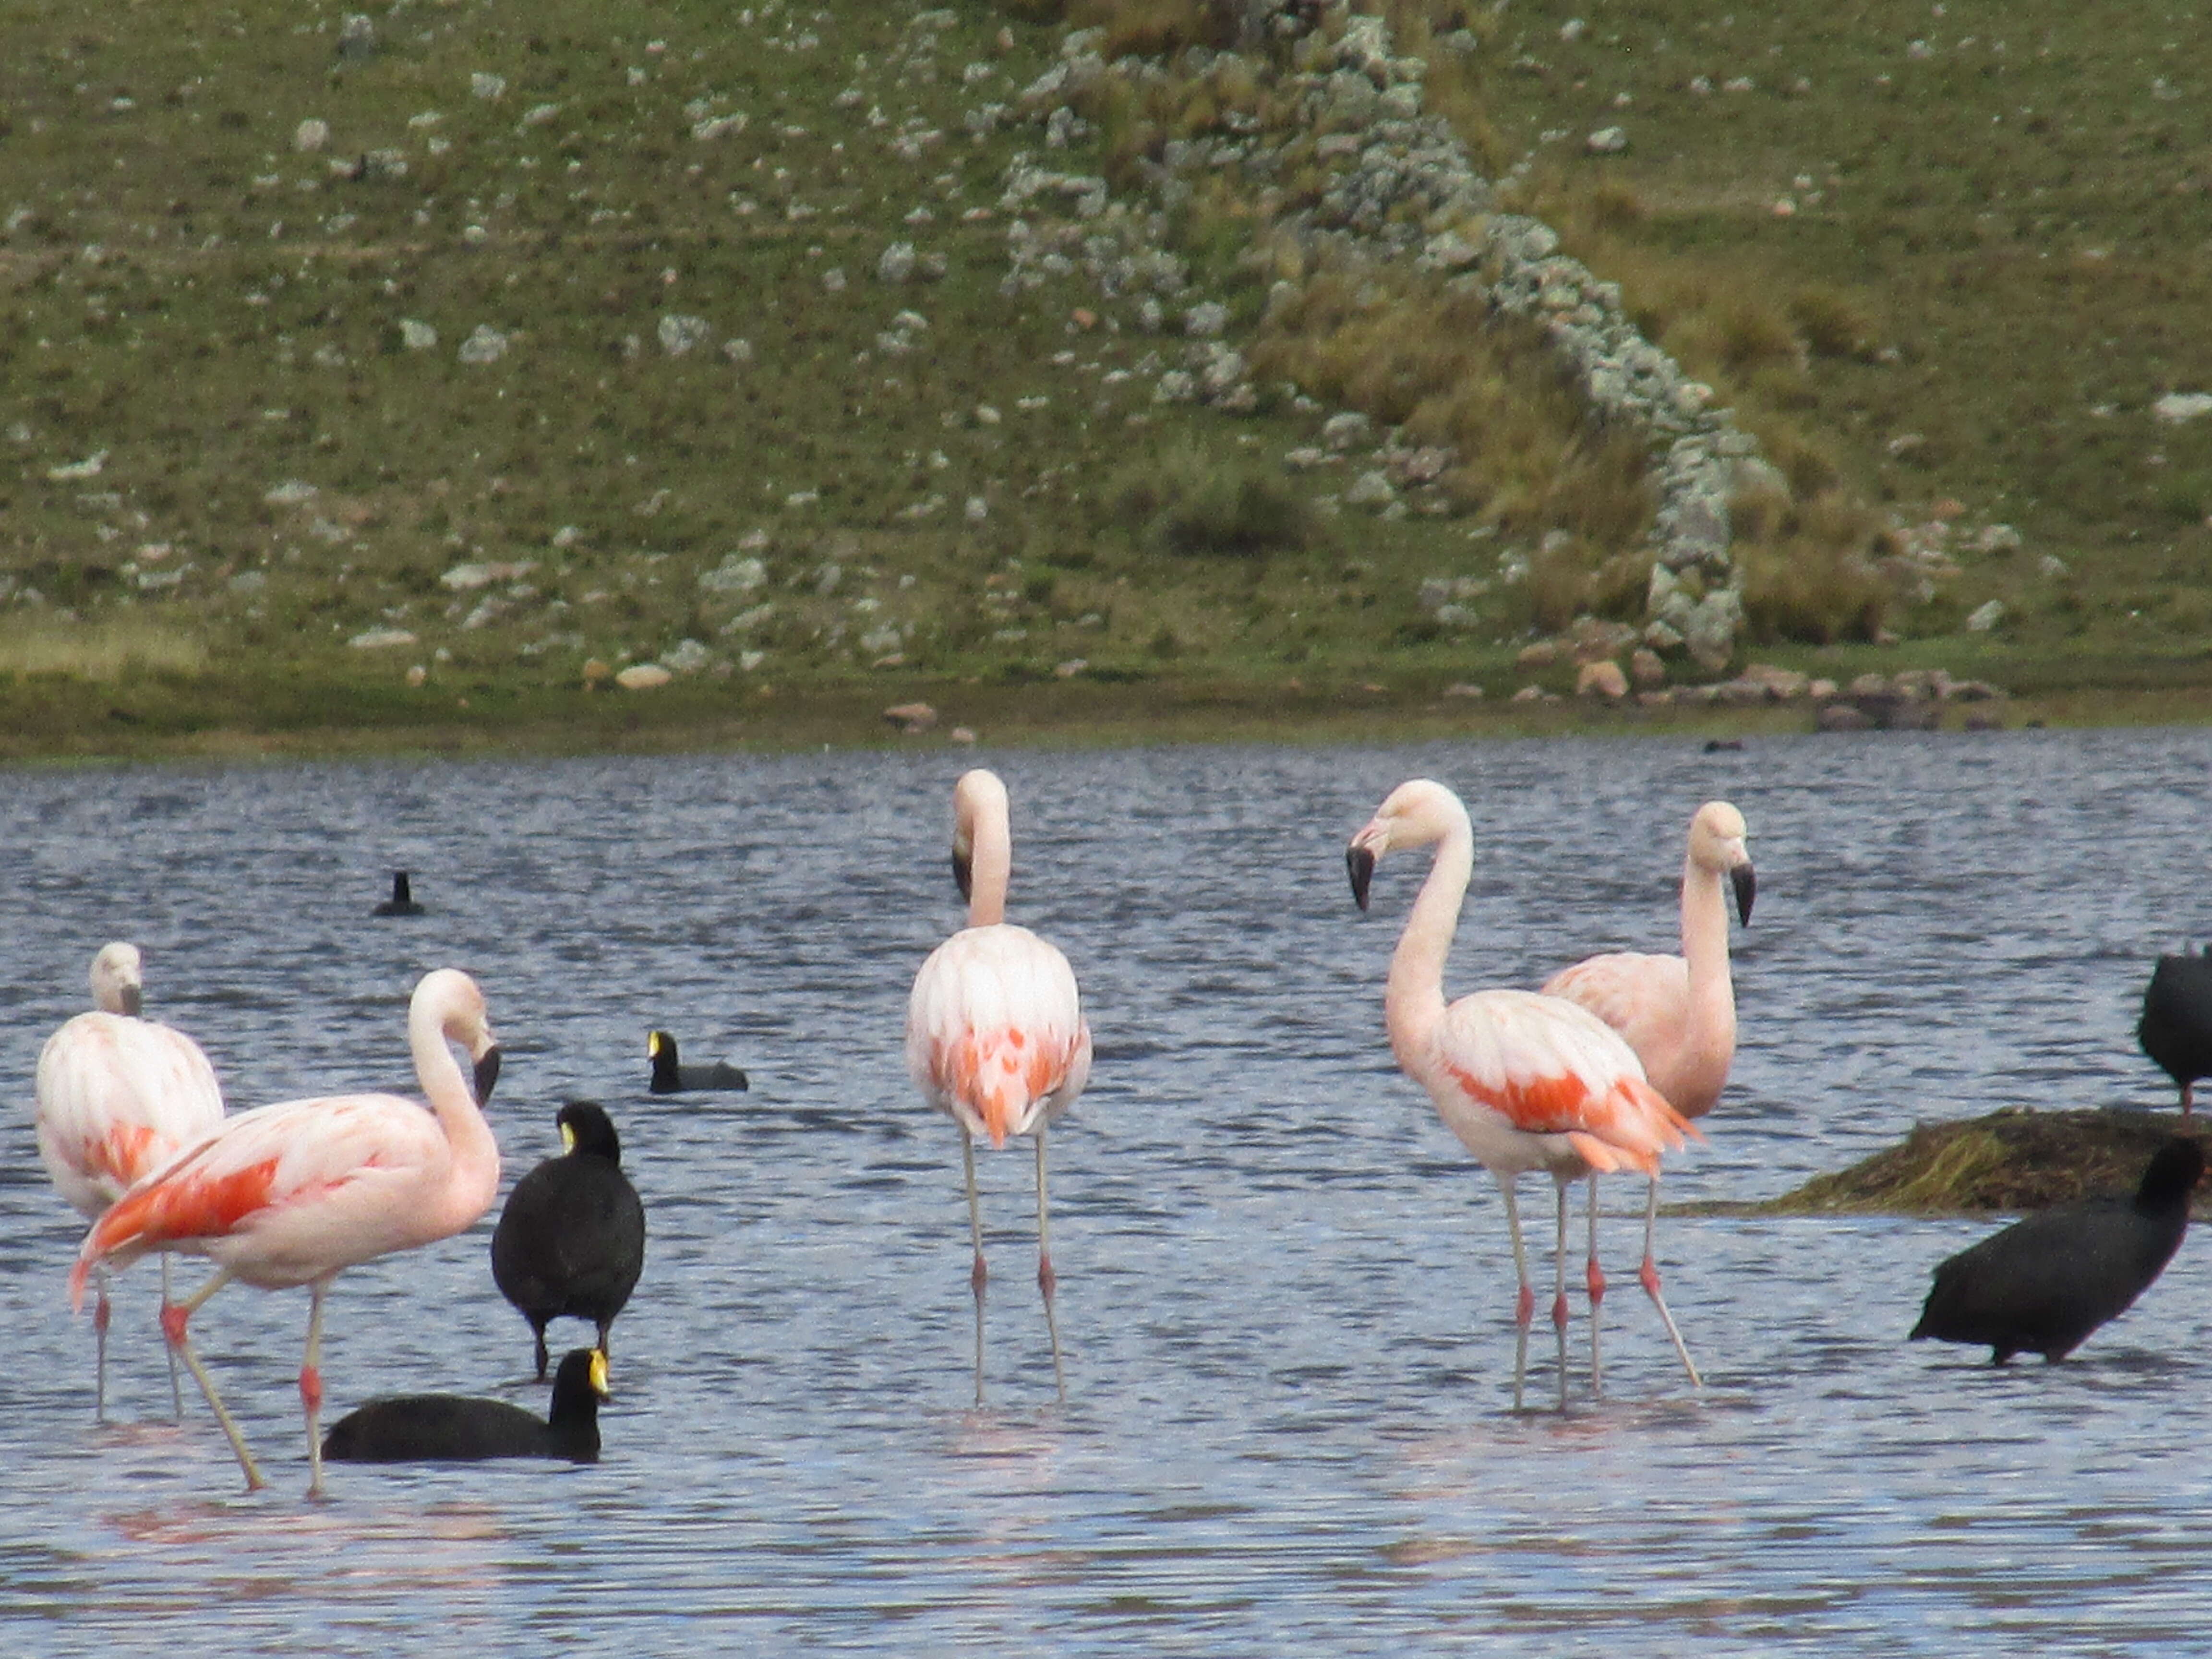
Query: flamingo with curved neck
908 769 1092 1403
1544 801 1753 1390
71 968 503 1494
35 941 226 1420
1348 779 1697 1409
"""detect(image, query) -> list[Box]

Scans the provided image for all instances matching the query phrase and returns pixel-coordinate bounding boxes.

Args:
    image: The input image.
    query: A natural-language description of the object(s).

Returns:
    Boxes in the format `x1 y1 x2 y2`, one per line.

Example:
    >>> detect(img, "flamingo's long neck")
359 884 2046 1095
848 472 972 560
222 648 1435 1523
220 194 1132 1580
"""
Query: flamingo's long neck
1386 809 1471 1070
1673 852 1738 1110
967 800 1012 929
409 997 500 1237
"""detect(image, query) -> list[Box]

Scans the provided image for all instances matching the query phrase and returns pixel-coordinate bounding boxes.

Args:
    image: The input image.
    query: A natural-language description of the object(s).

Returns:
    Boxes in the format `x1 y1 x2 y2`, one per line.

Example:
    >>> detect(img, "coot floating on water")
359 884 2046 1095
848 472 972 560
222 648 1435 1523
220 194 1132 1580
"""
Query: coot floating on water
323 1346 608 1463
373 871 426 917
646 1029 748 1094
490 1102 646 1380
1909 1137 2205 1364
2139 947 2212 1118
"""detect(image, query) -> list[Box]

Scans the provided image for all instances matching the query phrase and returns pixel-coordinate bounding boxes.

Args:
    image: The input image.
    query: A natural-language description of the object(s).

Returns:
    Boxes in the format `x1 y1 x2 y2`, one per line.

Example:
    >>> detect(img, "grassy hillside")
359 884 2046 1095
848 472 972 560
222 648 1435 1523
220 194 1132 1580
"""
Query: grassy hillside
1477 0 2212 660
1 0 2208 753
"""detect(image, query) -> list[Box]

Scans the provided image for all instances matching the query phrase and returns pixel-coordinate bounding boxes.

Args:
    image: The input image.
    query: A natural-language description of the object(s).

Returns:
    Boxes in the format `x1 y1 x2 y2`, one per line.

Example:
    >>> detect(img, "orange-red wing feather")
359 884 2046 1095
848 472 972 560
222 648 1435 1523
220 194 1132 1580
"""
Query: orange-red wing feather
1432 989 1699 1175
909 923 1089 1146
69 1092 444 1308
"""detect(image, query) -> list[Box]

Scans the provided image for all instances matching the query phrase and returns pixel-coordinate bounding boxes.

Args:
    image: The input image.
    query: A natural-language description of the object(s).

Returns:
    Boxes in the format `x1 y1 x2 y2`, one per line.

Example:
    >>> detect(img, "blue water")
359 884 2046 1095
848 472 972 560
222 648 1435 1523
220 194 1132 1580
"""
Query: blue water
5 728 2212 1655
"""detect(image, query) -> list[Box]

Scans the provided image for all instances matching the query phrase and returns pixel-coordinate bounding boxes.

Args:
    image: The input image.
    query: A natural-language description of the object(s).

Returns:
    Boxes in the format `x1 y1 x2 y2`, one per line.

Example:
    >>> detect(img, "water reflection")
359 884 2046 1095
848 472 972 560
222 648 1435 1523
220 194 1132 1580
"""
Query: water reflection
5 731 2212 1650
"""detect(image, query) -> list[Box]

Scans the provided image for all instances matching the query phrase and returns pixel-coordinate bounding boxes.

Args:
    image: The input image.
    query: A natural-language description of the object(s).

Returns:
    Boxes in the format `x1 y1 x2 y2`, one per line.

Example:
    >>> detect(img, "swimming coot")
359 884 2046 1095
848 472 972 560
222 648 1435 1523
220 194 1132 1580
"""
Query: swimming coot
1910 1137 2204 1364
373 871 426 917
490 1103 646 1380
646 1029 748 1094
323 1347 608 1463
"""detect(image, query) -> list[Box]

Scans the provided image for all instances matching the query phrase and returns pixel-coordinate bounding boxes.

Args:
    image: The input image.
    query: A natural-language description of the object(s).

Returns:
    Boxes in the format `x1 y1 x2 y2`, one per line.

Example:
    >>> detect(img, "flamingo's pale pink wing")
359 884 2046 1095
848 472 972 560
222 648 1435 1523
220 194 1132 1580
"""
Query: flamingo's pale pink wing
71 1092 442 1303
34 1013 227 1218
1433 989 1697 1175
908 923 1089 1147
1542 951 1689 1068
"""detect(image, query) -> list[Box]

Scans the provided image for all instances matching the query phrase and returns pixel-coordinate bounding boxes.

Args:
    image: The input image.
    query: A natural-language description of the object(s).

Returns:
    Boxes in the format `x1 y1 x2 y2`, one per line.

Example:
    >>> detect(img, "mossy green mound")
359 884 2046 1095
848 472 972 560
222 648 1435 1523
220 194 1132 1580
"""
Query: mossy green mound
1701 1107 2207 1218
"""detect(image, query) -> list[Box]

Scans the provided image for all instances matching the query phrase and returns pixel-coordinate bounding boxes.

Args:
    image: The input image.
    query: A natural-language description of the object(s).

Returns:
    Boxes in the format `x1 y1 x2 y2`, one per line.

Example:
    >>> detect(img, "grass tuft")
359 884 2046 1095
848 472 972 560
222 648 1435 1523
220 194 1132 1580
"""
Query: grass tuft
0 618 210 681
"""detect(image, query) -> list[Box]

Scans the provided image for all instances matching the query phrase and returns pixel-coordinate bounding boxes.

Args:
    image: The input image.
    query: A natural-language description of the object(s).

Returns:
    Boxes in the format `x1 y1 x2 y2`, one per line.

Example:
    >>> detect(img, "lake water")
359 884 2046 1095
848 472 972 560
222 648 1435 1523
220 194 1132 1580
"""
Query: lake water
6 729 2212 1655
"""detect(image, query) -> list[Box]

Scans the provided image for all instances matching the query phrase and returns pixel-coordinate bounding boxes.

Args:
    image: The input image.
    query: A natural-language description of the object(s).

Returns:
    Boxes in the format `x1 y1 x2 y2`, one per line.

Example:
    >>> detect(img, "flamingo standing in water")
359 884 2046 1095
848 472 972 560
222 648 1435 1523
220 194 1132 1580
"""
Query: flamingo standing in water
35 942 227 1419
71 968 503 1494
907 769 1092 1403
1347 780 1698 1409
1543 801 1754 1392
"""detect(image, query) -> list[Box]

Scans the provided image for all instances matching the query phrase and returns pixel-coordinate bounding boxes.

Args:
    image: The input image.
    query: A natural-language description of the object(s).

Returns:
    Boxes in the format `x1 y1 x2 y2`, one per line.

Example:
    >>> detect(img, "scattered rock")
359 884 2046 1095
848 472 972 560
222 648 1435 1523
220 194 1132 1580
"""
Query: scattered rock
2153 392 2212 424
457 324 509 365
295 119 331 153
884 700 938 733
1576 660 1629 699
615 663 673 690
347 628 417 649
1586 126 1628 154
1734 662 1810 699
658 314 711 356
1344 470 1397 507
1630 648 1666 689
47 452 107 481
441 560 535 591
877 241 917 284
1965 599 2006 632
1817 702 1874 733
1322 412 1371 451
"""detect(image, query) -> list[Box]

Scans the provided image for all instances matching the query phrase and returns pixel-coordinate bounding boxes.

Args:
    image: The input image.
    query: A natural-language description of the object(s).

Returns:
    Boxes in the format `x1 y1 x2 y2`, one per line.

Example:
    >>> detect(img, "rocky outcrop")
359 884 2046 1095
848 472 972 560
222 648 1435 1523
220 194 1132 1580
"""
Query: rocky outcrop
994 0 1773 666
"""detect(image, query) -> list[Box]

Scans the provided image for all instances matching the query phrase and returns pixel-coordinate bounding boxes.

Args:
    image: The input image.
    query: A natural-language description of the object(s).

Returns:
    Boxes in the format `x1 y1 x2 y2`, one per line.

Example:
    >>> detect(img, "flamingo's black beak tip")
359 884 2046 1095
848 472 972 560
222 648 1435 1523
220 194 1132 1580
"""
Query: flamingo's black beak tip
1347 845 1375 912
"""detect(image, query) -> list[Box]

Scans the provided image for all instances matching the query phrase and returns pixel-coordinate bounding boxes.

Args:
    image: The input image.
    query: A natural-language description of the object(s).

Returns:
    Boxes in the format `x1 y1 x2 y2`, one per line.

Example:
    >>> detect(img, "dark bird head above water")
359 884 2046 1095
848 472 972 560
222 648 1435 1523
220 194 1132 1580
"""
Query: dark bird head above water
564 1344 613 1406
2136 1136 2206 1207
647 1029 748 1094
556 1100 623 1165
373 870 426 917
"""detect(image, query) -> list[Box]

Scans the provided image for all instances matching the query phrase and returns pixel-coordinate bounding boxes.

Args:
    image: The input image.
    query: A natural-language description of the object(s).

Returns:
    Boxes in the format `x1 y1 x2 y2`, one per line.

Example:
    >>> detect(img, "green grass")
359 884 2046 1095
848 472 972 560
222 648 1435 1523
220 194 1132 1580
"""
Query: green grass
1474 0 2212 659
2 0 2211 757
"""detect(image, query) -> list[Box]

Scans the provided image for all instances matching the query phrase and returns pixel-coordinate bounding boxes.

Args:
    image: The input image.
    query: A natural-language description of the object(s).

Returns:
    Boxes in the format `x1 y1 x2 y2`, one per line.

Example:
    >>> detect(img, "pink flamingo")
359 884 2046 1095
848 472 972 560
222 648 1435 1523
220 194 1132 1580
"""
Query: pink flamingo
1347 779 1698 1409
1543 801 1753 1391
70 968 502 1494
35 942 227 1420
907 769 1092 1403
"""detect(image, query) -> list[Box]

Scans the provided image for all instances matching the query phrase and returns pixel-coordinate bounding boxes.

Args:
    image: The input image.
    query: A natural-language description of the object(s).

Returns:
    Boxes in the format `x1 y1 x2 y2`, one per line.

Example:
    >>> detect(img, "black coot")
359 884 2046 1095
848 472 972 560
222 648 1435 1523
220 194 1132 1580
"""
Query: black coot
1910 1138 2205 1364
373 871 426 917
322 1347 608 1463
491 1102 646 1379
646 1029 748 1094
2139 947 2212 1117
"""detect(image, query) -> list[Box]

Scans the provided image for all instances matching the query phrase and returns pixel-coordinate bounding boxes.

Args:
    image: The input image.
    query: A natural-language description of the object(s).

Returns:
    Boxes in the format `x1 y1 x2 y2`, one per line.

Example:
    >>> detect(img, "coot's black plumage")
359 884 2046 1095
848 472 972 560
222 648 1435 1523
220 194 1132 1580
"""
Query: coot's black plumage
491 1102 646 1380
323 1346 608 1463
1910 1138 2205 1364
373 870 426 917
2139 947 2212 1117
646 1029 748 1094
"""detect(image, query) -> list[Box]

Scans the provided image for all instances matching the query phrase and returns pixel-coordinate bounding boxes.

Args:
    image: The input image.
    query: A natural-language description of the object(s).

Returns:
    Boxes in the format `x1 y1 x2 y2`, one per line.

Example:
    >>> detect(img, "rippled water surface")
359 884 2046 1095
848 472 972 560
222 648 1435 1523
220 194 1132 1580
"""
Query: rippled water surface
7 730 2212 1655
